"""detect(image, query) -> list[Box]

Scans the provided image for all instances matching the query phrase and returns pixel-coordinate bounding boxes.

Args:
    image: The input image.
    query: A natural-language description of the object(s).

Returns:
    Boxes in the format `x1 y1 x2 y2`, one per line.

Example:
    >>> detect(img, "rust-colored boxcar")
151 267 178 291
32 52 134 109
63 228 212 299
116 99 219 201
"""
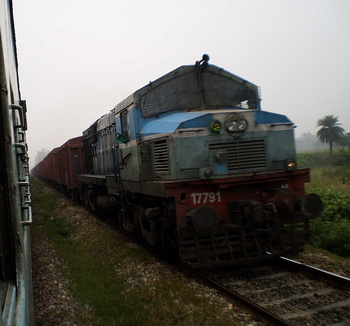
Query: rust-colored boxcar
55 136 84 192
32 136 84 200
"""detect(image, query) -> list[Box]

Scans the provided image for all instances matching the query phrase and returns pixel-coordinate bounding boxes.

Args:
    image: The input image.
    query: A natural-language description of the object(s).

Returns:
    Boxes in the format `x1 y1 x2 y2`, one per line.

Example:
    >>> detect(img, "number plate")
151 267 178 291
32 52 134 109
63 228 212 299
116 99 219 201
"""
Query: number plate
190 192 221 205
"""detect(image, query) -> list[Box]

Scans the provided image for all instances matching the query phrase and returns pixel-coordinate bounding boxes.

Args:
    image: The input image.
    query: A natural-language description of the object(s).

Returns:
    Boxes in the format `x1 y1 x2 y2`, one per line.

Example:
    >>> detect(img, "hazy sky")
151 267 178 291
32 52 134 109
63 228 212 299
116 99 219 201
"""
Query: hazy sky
12 0 350 164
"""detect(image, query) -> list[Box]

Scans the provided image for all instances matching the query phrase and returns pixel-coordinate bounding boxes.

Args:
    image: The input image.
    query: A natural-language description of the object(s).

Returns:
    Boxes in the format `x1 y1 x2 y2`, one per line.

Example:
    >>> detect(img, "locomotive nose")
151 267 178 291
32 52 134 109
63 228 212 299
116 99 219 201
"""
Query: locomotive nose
187 206 218 234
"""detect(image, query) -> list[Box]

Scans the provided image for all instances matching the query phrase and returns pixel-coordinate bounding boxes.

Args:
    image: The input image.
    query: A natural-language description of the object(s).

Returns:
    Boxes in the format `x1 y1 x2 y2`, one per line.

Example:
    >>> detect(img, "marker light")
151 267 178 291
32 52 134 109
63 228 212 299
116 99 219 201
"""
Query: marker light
209 120 222 134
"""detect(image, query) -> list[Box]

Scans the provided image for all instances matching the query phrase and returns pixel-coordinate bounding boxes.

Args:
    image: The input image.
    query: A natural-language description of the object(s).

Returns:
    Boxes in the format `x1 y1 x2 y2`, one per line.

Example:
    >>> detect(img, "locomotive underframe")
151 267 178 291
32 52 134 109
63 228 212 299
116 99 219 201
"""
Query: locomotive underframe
77 168 313 268
165 168 311 267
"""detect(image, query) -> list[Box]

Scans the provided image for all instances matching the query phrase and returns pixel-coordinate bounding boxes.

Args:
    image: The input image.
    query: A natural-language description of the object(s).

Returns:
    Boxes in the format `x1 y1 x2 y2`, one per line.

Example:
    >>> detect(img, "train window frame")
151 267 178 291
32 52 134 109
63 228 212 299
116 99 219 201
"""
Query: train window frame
120 109 129 138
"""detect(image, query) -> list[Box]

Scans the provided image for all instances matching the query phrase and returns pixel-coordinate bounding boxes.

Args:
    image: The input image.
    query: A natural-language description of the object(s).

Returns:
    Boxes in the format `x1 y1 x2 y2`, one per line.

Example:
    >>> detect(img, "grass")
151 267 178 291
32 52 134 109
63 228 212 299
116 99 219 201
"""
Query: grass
297 149 350 193
31 176 241 326
297 149 350 169
306 166 350 193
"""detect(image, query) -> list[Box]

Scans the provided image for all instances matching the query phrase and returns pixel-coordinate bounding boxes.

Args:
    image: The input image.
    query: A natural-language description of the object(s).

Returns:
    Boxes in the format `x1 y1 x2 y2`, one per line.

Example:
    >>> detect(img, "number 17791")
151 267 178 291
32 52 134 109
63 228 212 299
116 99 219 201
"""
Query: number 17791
190 192 221 205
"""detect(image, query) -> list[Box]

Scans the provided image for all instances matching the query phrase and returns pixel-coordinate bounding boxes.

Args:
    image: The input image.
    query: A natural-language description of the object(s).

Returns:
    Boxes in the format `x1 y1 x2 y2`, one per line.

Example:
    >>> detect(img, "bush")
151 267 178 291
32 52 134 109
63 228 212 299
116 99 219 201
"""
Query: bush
297 151 330 169
334 149 350 166
310 188 350 221
300 150 350 257
309 219 350 257
340 170 350 186
307 188 350 257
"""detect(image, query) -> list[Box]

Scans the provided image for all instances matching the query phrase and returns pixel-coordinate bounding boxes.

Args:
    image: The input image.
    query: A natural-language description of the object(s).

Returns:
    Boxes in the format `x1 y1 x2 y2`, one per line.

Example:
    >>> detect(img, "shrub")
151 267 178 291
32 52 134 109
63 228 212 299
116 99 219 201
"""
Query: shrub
297 151 330 169
340 171 350 186
300 150 350 257
307 188 350 257
310 188 350 221
309 218 350 257
334 149 350 166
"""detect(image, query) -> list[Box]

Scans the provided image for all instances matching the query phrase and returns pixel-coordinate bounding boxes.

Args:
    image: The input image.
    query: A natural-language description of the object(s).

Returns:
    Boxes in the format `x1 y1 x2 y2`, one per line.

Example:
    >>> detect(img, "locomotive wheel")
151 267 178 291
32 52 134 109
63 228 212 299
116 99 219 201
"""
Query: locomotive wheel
88 190 97 212
121 210 135 232
133 206 143 235
138 207 161 247
140 219 157 246
83 188 89 207
72 189 80 203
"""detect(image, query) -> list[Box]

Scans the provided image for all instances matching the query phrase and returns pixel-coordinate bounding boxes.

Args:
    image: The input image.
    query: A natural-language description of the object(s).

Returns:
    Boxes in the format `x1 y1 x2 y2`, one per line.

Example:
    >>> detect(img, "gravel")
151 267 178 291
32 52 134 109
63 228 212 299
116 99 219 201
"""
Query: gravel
32 236 93 326
295 251 350 278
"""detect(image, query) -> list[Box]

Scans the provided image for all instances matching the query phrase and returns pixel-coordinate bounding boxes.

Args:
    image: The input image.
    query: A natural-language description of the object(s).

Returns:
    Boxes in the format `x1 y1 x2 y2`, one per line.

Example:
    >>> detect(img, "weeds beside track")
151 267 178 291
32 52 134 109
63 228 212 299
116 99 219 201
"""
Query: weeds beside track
31 176 246 326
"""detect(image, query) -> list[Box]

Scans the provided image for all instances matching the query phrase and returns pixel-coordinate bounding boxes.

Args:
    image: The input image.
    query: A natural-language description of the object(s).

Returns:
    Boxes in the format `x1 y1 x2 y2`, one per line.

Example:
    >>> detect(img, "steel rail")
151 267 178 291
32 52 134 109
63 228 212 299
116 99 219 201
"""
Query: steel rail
183 257 350 326
183 265 293 326
277 256 350 290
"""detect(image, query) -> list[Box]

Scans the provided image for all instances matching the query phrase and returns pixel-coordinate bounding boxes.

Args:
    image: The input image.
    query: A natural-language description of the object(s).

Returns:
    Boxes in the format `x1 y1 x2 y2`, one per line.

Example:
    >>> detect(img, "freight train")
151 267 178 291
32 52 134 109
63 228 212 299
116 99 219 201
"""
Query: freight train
0 0 34 324
32 55 323 268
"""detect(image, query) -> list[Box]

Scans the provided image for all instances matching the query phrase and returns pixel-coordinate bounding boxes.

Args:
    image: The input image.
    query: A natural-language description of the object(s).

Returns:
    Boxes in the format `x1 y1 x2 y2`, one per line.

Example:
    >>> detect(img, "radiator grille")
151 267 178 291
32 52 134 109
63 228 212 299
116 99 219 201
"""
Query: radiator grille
209 139 266 171
153 139 169 174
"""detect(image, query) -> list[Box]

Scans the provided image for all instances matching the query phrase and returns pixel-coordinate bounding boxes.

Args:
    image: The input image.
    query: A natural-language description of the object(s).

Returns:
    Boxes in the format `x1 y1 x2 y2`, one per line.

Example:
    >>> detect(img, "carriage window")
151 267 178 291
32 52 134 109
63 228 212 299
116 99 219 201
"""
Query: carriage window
120 109 128 137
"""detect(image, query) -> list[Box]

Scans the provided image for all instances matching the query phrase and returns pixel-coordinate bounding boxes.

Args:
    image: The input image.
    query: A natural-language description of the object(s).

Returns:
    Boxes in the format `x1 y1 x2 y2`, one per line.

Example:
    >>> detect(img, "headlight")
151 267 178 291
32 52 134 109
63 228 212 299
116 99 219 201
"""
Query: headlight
237 119 248 131
225 117 248 133
287 161 296 170
226 120 237 132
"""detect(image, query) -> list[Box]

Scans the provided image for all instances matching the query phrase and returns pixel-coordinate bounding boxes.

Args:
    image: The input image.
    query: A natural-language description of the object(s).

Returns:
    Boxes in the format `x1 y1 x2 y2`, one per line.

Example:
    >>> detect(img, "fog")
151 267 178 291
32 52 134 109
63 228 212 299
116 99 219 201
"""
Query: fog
12 0 350 165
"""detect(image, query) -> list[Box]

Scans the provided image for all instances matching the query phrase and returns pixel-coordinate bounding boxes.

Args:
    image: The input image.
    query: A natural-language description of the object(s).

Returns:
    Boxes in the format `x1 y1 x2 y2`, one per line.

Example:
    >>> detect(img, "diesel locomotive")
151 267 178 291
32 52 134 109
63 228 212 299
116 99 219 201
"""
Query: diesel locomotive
33 55 322 267
0 0 34 324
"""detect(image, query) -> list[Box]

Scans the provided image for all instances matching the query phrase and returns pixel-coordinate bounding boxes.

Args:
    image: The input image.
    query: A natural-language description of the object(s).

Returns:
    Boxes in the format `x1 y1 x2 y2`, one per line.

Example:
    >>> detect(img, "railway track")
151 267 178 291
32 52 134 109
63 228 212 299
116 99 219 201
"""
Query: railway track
183 256 350 326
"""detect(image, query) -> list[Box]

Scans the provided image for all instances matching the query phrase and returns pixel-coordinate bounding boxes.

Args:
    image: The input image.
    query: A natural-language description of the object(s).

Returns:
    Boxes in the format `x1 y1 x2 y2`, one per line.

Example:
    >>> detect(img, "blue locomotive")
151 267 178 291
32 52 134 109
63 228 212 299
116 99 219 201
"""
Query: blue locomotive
34 55 322 267
76 55 322 267
0 0 34 324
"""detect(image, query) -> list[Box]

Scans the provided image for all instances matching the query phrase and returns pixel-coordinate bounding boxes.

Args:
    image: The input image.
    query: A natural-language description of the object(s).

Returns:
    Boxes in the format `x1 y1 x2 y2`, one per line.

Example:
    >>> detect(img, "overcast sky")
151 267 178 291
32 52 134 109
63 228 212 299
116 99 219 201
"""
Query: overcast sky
12 0 350 165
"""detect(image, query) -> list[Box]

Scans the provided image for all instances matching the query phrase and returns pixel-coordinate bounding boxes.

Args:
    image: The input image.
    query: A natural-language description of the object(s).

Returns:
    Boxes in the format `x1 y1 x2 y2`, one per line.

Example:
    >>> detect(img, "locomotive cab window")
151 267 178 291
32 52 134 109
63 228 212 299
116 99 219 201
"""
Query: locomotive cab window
120 109 129 138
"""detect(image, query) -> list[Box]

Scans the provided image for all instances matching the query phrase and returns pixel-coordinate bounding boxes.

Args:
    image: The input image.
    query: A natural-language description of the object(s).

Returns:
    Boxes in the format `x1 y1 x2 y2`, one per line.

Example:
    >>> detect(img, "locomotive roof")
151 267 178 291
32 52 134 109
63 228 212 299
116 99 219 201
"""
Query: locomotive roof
114 62 261 117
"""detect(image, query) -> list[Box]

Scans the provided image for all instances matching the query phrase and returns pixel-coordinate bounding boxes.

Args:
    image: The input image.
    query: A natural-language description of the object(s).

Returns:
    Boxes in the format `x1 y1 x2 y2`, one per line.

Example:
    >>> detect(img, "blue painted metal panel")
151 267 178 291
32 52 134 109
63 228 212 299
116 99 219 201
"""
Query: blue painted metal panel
140 112 213 136
255 111 291 124
213 163 228 174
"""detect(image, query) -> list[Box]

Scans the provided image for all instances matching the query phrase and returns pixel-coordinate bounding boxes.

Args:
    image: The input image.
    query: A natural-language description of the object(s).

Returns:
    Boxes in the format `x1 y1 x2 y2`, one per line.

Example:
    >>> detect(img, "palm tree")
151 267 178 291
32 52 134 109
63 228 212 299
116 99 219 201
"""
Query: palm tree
316 115 345 156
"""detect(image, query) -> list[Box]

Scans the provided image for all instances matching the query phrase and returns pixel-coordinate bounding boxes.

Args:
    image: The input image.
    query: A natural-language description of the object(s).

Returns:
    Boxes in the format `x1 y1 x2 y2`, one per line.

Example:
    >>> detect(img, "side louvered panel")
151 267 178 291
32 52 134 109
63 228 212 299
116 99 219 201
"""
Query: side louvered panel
210 139 266 172
153 139 170 174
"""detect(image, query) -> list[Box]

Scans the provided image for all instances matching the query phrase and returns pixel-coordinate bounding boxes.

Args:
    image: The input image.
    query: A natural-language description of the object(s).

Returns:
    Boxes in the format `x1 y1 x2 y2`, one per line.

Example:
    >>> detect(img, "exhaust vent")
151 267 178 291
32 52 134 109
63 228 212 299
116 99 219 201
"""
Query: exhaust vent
210 139 266 171
153 139 169 174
